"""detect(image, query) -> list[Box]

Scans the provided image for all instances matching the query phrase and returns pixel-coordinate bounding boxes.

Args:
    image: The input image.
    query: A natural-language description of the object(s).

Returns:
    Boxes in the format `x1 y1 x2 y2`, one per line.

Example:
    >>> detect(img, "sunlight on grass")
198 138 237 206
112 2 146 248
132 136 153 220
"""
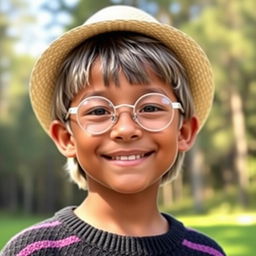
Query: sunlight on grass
161 186 256 256
178 213 256 256
179 213 256 226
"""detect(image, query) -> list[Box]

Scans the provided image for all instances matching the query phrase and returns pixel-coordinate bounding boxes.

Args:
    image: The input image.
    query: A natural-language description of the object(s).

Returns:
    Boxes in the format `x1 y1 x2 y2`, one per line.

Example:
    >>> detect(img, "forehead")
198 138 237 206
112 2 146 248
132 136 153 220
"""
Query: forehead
71 60 176 105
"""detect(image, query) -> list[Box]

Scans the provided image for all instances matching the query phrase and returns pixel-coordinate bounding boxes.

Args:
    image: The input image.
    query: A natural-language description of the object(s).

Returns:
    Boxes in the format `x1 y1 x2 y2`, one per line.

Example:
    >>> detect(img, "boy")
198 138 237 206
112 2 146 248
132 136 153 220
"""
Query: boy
1 5 226 256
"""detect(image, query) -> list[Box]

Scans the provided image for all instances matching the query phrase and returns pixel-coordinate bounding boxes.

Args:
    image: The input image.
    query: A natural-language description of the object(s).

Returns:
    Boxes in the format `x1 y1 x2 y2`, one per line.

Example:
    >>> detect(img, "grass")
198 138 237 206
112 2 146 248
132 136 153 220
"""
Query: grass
178 213 256 256
161 186 256 256
0 212 46 250
1 211 255 255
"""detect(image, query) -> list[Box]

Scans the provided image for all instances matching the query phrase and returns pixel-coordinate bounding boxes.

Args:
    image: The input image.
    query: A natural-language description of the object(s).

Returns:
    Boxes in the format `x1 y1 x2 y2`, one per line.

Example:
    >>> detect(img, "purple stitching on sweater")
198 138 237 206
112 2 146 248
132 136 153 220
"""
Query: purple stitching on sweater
9 221 62 243
17 236 81 256
182 239 224 256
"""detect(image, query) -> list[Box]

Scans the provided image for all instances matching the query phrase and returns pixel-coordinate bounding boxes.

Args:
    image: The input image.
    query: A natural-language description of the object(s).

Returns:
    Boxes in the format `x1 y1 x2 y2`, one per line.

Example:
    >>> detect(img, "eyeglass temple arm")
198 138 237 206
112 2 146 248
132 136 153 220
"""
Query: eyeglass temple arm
65 107 78 120
172 102 184 113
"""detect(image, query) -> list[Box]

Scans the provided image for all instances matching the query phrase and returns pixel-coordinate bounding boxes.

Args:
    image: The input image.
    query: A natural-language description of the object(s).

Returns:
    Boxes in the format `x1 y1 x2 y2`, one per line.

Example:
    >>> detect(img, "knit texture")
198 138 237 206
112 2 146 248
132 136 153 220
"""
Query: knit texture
1 206 226 256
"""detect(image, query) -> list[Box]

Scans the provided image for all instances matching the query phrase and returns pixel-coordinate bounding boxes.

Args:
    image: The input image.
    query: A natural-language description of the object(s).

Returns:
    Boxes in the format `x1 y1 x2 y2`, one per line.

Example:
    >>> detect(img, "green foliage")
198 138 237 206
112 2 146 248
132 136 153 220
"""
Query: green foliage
68 0 114 27
1 0 256 214
182 0 255 190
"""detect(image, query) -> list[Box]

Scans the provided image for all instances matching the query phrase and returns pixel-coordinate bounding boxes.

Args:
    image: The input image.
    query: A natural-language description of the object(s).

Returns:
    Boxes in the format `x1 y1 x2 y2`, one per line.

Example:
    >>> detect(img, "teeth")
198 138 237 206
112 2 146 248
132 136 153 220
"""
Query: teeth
112 154 144 161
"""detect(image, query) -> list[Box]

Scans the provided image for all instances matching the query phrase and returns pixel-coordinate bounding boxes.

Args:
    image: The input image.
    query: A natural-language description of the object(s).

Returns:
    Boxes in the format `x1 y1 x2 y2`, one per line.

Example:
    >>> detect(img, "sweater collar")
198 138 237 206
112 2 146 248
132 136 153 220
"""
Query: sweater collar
56 206 186 255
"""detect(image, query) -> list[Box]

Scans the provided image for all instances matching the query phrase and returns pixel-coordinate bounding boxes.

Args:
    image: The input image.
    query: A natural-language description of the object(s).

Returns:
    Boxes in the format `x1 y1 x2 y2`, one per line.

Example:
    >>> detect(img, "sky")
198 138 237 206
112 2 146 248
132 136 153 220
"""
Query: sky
6 0 177 57
6 0 77 57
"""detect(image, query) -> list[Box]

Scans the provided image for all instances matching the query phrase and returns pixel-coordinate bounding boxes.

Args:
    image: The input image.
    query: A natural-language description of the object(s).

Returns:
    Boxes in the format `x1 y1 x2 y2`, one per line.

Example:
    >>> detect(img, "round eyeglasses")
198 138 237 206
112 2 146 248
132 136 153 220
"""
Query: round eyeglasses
65 92 184 135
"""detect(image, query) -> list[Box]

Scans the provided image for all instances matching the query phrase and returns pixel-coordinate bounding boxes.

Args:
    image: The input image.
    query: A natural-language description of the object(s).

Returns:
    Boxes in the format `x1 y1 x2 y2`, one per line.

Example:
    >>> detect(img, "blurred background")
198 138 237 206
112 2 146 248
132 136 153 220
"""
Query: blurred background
0 0 255 255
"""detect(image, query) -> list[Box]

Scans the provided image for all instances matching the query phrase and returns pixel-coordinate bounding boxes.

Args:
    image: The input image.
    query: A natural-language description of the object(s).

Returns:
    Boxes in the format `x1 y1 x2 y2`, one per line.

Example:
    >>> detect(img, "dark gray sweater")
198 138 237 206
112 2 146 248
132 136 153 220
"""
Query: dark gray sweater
1 206 226 256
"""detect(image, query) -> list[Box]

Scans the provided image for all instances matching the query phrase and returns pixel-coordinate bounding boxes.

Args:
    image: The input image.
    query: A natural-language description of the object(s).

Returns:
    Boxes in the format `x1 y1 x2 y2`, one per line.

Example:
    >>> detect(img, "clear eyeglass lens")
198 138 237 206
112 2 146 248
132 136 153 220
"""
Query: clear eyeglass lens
77 97 114 134
134 94 174 131
76 94 174 134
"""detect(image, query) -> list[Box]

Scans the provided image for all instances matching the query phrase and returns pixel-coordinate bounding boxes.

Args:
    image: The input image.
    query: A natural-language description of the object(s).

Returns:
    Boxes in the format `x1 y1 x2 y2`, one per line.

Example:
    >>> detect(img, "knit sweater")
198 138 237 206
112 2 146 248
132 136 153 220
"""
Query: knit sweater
1 206 226 256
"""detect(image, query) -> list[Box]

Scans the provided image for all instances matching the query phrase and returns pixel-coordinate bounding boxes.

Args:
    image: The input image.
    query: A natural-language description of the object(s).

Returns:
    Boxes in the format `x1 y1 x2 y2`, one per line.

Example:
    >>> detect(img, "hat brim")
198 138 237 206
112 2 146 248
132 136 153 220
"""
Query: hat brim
30 20 213 134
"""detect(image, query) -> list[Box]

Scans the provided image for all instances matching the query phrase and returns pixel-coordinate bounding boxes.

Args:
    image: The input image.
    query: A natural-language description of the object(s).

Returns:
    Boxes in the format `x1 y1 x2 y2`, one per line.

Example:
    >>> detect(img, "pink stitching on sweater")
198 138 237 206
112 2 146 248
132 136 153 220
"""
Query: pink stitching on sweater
182 239 224 256
17 236 81 256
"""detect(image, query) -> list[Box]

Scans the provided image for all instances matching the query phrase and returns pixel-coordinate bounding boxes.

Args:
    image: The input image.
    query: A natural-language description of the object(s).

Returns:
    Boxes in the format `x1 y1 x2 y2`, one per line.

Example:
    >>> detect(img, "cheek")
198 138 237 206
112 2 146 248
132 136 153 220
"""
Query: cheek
158 127 179 152
153 130 179 173
72 132 101 171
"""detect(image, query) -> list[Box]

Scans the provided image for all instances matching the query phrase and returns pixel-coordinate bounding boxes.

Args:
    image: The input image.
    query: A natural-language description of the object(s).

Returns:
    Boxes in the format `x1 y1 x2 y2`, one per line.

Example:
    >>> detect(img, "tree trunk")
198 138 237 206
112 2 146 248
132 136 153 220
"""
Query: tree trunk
224 0 249 208
173 174 183 202
6 172 19 212
229 84 249 207
22 171 34 214
188 143 205 213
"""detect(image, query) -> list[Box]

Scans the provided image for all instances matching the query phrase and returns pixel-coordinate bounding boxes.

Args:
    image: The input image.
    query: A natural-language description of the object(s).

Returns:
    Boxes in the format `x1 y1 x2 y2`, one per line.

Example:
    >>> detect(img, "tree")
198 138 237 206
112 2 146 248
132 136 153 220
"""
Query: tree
184 0 256 207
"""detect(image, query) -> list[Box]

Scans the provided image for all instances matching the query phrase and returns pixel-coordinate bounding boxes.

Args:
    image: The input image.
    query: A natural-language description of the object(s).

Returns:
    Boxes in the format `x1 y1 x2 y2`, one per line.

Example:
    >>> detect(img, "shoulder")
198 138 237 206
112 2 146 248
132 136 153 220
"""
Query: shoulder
164 214 226 256
0 207 80 256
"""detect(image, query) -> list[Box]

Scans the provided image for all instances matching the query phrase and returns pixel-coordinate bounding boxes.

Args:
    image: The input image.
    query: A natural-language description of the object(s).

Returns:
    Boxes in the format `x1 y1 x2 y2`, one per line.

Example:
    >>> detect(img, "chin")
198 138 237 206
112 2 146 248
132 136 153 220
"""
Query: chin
107 178 159 195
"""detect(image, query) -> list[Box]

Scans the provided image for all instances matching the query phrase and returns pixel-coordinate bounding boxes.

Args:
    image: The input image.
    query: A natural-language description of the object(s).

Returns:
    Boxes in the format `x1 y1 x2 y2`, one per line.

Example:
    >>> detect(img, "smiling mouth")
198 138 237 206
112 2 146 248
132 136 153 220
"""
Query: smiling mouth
102 151 154 161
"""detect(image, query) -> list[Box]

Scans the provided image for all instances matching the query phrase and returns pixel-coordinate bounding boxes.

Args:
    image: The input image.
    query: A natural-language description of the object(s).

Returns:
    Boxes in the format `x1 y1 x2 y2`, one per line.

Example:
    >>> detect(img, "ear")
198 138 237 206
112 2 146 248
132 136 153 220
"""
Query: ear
49 120 76 158
178 116 199 152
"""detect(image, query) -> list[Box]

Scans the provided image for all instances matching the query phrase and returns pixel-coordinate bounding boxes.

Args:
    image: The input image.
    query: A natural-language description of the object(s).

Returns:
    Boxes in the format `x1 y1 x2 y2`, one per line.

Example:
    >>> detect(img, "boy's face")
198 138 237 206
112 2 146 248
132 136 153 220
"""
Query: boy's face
50 61 198 195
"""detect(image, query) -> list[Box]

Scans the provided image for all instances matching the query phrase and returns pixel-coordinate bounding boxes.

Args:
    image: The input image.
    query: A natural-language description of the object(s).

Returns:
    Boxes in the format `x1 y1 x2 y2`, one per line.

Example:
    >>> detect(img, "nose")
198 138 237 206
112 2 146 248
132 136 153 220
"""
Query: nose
110 111 143 142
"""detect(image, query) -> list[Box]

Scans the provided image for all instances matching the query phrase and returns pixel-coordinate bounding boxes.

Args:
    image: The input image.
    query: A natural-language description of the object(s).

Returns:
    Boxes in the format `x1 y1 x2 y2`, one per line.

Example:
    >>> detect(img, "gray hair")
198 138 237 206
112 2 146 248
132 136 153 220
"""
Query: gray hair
53 31 194 190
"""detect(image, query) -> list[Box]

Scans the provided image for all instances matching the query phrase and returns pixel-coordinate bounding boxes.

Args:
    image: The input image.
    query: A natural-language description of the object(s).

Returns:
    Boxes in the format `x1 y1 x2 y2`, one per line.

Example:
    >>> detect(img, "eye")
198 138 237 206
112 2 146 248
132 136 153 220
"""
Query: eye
87 107 111 116
140 104 163 112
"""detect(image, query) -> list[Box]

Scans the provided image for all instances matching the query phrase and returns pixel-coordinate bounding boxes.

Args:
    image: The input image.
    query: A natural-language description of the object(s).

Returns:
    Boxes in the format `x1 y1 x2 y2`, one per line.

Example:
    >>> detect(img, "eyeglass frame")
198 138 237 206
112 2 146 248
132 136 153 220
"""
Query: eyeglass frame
65 92 184 135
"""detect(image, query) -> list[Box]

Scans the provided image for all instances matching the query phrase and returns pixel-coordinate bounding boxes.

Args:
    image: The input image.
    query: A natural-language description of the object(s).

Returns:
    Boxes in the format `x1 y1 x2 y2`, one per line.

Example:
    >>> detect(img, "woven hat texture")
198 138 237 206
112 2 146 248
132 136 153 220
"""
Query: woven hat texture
29 5 214 134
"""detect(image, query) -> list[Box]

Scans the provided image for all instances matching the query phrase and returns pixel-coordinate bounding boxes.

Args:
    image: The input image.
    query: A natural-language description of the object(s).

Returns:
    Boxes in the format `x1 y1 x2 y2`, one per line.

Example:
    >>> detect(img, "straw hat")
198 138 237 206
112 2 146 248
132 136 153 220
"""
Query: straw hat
29 5 214 134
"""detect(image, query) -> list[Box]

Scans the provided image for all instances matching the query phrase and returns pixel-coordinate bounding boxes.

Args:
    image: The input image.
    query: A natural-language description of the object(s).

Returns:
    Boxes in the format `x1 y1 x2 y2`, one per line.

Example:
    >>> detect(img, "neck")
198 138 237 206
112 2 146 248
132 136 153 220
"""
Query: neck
74 182 168 236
